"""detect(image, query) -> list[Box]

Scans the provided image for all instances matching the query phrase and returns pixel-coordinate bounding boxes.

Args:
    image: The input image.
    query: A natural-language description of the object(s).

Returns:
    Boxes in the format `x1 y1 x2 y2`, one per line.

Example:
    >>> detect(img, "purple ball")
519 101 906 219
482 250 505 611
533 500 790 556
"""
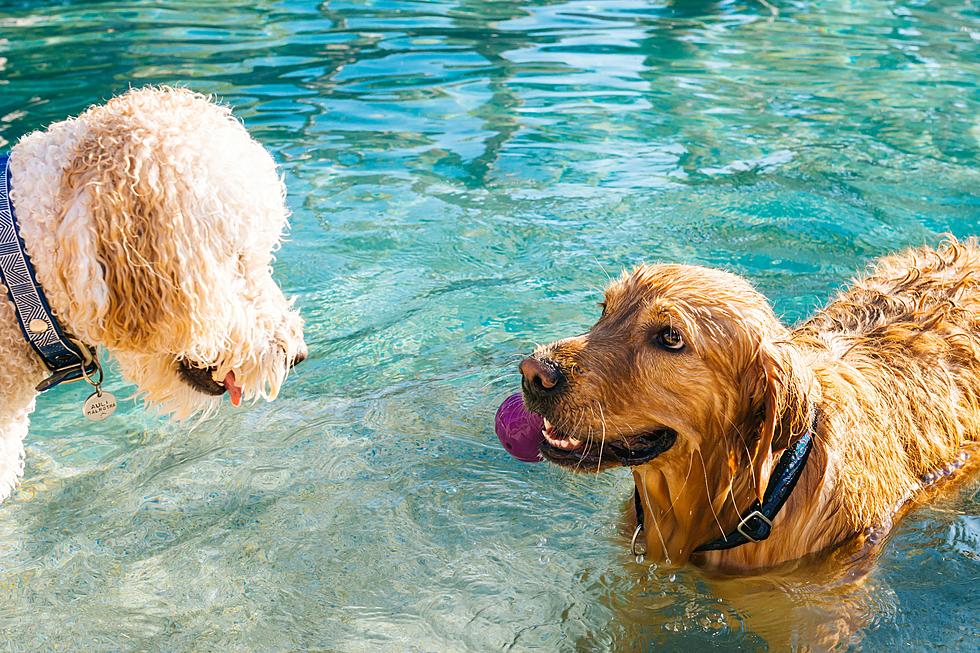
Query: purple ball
495 392 545 463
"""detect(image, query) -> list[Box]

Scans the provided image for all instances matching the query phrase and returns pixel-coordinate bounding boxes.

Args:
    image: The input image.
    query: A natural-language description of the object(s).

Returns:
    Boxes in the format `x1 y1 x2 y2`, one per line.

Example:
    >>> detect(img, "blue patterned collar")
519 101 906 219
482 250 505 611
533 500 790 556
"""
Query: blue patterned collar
0 154 99 392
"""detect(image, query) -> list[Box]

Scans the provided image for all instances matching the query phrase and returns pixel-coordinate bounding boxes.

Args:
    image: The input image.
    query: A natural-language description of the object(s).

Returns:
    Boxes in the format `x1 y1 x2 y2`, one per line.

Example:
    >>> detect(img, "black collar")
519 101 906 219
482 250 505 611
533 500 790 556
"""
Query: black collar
632 416 815 556
0 154 98 391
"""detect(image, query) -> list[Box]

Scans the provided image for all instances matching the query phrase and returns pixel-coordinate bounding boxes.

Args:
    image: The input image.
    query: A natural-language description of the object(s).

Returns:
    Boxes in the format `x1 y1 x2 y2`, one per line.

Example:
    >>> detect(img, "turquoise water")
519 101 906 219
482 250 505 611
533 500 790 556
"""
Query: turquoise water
1 0 978 650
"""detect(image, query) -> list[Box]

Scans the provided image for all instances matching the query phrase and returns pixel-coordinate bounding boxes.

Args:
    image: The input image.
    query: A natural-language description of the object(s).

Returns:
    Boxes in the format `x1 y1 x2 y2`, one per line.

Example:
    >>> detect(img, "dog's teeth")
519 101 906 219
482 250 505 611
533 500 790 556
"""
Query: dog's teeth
540 421 583 451
554 437 579 450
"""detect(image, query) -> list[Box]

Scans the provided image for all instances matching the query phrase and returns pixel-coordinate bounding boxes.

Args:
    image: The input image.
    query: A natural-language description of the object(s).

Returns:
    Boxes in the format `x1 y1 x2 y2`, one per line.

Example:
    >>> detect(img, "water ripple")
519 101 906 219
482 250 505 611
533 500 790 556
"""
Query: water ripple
0 0 978 650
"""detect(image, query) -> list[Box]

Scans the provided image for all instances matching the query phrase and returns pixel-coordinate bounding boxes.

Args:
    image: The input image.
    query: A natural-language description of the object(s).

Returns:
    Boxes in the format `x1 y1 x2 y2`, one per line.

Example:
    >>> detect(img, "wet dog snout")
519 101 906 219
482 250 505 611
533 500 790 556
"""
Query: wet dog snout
520 357 565 397
291 348 308 367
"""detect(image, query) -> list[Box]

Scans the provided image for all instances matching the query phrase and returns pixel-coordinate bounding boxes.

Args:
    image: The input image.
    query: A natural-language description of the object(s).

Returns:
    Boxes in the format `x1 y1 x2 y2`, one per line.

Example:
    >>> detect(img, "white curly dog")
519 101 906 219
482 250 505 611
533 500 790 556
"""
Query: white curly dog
0 86 307 502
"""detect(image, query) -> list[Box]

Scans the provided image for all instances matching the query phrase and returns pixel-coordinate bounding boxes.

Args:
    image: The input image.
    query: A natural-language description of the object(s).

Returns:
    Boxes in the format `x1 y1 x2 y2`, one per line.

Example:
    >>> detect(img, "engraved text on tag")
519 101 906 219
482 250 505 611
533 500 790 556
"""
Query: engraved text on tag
83 391 117 420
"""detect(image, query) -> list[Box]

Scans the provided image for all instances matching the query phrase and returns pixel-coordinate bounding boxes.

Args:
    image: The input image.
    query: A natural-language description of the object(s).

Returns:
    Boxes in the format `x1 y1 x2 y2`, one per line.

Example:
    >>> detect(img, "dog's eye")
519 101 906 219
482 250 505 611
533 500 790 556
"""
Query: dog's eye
656 327 685 351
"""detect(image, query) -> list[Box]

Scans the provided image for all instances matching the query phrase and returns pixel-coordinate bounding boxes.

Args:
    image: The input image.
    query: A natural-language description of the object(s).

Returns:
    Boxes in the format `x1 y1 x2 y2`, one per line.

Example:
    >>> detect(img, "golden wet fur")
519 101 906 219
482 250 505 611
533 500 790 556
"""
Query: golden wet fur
527 238 980 572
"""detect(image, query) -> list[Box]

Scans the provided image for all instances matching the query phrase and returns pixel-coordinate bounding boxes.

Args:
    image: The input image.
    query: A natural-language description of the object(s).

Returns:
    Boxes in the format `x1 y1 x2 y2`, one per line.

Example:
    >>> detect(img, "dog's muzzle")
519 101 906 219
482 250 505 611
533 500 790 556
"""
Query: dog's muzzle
540 427 677 468
176 360 226 396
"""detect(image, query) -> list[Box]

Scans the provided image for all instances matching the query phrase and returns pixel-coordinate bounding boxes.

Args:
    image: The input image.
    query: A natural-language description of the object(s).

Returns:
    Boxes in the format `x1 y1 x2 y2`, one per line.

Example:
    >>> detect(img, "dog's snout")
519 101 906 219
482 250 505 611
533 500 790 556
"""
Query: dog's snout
290 348 308 367
520 357 565 396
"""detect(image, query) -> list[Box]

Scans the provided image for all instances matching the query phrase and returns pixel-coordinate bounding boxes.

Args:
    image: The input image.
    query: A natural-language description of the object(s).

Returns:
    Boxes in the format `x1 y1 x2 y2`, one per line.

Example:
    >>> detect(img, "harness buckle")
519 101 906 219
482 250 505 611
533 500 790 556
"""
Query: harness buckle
735 510 773 543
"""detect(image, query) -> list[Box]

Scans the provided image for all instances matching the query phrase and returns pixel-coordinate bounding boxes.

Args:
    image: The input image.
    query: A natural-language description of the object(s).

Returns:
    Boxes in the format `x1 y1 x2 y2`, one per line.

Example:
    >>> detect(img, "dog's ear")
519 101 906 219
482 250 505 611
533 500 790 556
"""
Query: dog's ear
749 341 811 504
55 106 196 353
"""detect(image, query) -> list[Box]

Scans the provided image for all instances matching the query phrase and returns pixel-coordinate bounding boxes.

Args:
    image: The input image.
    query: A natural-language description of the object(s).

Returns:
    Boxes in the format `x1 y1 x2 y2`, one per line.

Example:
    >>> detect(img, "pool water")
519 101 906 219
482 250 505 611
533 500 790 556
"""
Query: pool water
1 0 978 650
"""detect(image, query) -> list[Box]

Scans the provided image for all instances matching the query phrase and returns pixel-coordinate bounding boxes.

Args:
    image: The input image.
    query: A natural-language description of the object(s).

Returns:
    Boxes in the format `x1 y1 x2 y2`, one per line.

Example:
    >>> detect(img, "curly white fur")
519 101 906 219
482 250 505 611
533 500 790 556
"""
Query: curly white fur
0 86 306 502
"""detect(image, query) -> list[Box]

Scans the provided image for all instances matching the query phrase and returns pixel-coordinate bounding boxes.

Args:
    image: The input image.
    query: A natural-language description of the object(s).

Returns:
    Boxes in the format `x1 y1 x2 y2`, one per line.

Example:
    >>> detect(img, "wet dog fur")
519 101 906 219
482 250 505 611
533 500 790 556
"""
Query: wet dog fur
522 238 980 572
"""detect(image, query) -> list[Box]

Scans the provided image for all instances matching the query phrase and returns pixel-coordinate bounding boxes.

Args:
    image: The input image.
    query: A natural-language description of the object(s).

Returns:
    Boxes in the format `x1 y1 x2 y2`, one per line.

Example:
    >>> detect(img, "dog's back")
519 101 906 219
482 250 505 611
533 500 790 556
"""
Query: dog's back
792 239 980 528
801 238 980 343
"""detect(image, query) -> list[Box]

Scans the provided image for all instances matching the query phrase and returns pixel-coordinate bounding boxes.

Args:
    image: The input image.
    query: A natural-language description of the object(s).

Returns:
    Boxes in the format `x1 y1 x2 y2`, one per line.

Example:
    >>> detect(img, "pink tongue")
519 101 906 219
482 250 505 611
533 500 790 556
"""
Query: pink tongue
223 371 242 407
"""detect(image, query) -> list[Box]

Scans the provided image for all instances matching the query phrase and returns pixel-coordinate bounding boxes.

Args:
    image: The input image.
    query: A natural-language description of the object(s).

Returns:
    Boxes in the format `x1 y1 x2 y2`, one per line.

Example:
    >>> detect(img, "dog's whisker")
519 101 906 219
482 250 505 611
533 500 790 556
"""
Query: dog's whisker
663 451 696 516
639 472 671 564
593 257 612 283
575 407 597 473
722 412 756 493
697 448 727 540
575 435 591 472
482 372 519 390
574 426 594 474
596 401 607 476
566 408 589 473
727 469 745 523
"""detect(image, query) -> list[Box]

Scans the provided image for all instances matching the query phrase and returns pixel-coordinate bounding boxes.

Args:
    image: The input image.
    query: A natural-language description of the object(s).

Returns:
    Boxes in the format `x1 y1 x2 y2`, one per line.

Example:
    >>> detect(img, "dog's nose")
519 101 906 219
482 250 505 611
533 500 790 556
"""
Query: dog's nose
291 349 308 367
520 357 565 395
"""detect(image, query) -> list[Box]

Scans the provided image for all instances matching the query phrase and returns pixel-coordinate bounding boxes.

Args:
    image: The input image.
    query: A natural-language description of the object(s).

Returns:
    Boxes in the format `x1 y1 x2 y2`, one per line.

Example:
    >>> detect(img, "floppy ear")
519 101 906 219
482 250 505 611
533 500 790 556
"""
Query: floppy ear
55 102 199 353
749 341 812 503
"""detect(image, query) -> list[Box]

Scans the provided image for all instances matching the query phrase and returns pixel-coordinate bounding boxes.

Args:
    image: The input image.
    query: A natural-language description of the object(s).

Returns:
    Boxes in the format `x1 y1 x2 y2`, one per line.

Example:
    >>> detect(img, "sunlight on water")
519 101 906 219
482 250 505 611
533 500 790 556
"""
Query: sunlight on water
0 0 978 650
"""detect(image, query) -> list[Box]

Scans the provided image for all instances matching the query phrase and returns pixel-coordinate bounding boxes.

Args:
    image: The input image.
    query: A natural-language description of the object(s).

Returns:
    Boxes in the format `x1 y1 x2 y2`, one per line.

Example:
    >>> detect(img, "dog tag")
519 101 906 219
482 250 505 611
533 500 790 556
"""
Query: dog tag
83 389 117 421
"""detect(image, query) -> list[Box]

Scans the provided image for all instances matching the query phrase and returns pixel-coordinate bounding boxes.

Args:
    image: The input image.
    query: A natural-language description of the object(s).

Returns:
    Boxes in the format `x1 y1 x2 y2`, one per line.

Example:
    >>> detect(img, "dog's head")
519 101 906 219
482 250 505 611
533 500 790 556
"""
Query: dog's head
522 264 811 502
17 86 306 418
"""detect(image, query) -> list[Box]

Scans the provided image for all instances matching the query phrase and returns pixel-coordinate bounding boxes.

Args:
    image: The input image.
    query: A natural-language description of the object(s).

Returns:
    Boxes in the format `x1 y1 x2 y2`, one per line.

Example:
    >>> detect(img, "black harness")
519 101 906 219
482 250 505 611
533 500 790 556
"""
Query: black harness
631 420 815 556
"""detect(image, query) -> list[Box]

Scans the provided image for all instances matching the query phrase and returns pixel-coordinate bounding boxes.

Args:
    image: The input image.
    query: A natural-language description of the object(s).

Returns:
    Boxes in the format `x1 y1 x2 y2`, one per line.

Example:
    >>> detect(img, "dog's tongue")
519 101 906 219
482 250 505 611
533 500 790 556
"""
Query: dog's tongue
223 371 242 407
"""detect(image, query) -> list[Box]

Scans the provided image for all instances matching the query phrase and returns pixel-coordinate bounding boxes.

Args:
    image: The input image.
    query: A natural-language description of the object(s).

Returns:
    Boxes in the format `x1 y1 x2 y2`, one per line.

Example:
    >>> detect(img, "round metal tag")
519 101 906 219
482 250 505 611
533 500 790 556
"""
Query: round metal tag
83 391 117 421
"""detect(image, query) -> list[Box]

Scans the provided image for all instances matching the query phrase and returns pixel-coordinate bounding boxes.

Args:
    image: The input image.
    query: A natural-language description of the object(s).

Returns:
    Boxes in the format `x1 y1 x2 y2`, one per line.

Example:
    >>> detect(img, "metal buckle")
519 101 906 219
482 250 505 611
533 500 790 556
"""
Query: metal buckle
34 360 99 392
735 510 772 543
34 339 100 392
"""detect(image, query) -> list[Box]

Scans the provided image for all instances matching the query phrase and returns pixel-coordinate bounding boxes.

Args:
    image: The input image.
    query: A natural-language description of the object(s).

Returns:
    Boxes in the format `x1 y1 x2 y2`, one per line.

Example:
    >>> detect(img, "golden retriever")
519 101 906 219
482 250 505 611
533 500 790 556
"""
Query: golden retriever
521 238 980 572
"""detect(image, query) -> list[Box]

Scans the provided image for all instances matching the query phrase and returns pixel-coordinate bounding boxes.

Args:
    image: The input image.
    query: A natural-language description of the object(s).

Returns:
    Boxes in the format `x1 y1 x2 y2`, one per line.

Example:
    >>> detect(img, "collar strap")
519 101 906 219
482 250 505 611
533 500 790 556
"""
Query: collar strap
694 418 815 552
0 154 98 392
632 416 815 555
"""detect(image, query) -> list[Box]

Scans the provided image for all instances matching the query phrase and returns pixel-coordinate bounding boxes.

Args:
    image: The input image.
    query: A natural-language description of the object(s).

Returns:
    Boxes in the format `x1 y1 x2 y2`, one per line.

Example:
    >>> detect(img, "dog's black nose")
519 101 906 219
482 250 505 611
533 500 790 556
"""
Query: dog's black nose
520 357 565 396
291 349 308 367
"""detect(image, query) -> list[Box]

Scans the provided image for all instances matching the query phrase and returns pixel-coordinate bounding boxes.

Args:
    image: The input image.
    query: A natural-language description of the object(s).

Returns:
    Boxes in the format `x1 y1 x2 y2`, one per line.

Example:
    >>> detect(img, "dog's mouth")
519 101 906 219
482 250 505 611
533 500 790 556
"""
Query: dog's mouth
540 418 677 469
176 360 243 406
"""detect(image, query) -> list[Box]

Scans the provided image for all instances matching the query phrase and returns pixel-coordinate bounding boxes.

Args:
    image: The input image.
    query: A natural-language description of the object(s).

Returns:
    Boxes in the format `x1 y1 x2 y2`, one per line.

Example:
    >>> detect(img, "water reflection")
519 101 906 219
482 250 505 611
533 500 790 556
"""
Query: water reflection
0 0 977 650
